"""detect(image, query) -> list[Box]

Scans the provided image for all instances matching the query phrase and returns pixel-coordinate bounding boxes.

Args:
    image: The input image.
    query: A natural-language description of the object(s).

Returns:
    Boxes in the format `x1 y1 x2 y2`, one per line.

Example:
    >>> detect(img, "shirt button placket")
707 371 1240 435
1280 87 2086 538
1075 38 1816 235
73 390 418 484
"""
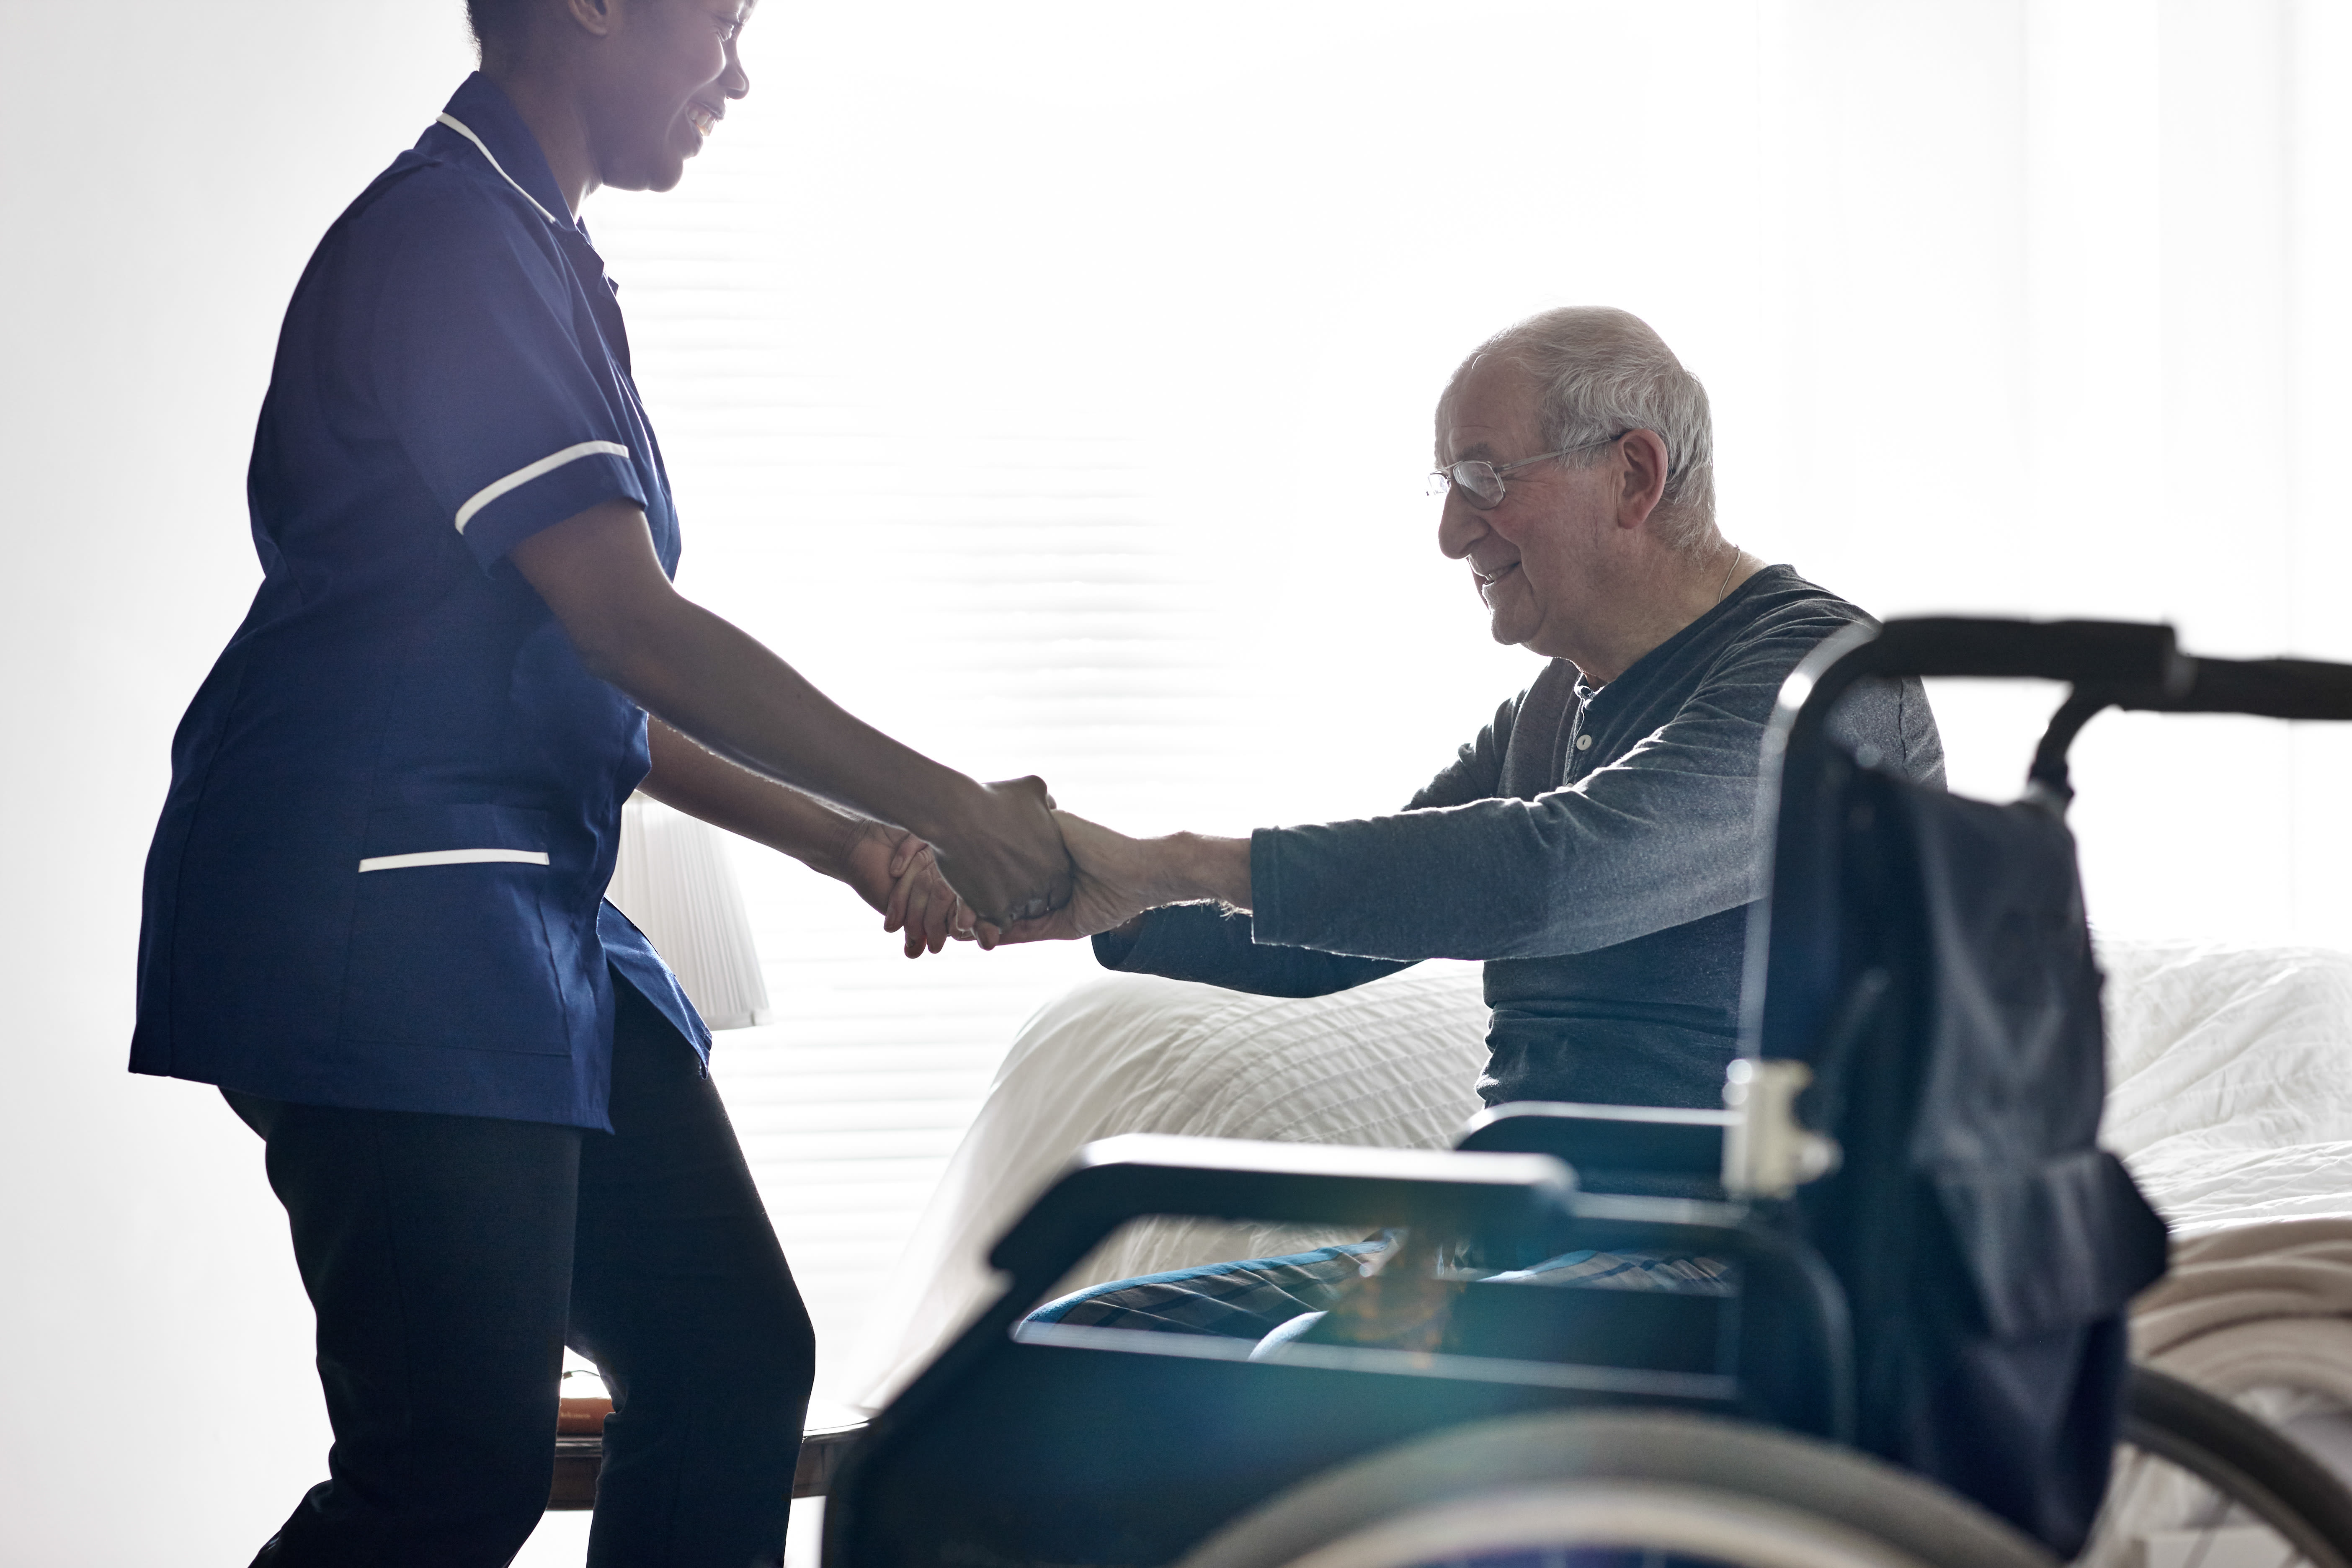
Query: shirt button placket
1565 722 1594 781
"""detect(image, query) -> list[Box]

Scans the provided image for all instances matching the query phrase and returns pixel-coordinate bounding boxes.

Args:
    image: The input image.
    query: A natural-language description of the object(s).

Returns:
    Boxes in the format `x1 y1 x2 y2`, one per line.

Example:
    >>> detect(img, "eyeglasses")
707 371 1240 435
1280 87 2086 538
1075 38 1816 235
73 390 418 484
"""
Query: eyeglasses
1427 432 1630 510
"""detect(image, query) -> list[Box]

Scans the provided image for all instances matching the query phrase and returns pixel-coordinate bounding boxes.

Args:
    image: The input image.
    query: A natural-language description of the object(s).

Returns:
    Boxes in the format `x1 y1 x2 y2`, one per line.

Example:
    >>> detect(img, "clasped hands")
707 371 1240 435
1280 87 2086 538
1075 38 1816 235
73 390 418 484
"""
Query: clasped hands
841 776 1248 959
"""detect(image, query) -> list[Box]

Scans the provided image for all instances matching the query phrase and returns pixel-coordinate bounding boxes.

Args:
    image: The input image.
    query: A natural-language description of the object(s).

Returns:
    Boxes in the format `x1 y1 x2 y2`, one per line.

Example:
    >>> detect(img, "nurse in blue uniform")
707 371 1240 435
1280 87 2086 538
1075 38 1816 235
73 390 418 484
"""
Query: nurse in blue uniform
130 3 1070 1563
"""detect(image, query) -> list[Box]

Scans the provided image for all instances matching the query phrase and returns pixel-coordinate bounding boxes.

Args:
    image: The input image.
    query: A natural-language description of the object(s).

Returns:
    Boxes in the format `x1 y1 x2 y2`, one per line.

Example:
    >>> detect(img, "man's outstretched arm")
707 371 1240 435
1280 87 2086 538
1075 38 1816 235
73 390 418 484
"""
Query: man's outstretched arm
996 692 1524 989
991 813 1244 937
1007 815 1411 996
1000 616 1909 967
1091 903 1412 997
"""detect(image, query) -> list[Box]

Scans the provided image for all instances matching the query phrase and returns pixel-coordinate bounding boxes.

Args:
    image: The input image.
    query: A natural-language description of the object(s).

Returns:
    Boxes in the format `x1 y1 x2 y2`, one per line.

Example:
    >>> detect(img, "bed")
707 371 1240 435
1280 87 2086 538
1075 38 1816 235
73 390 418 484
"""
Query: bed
838 960 1493 1408
843 936 2352 1526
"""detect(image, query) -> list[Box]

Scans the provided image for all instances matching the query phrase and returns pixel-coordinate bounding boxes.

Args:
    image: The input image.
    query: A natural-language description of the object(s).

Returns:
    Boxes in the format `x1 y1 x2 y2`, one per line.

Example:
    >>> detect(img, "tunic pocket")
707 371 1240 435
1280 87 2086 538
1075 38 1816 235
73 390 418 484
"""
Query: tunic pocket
338 805 574 1056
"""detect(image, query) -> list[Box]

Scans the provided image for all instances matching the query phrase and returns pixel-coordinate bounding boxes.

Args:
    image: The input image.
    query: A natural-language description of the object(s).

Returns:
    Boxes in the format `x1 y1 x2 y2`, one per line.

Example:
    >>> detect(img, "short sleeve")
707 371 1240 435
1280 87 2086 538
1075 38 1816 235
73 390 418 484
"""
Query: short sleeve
363 186 646 569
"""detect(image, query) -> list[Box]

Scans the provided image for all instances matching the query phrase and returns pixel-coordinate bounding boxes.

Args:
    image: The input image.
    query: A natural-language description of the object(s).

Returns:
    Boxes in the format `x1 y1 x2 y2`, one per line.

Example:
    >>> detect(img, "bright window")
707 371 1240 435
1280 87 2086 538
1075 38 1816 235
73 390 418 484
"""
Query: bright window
583 0 2352 1400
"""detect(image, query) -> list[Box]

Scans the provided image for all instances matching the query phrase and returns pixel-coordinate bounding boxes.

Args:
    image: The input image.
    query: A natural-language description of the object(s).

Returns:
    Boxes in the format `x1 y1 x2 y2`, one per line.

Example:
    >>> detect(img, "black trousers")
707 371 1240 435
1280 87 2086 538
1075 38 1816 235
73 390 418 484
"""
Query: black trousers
227 979 814 1568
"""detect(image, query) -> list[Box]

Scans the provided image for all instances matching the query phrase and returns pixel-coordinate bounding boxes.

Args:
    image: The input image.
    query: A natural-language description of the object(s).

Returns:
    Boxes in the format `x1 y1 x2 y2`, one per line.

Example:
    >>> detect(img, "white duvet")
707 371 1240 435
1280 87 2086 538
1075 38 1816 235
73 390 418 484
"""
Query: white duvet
838 962 1492 1405
2101 940 2352 1237
842 939 2352 1408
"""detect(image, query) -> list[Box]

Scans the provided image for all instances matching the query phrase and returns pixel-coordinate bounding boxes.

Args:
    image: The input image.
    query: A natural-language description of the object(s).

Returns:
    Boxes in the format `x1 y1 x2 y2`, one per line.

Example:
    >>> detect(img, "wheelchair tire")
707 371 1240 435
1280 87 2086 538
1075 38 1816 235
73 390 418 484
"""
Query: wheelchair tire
1174 1408 2058 1568
2106 1364 2352 1568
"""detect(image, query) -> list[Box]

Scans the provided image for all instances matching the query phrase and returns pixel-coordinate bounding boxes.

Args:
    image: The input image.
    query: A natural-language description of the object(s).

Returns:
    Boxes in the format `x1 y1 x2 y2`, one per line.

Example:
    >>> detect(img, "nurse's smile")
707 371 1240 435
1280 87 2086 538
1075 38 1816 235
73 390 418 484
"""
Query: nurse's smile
487 0 755 212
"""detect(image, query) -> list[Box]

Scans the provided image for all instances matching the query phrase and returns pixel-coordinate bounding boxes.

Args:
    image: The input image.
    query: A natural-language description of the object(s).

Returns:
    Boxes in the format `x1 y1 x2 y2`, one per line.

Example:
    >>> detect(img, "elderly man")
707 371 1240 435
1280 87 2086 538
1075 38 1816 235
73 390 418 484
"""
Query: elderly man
1009 306 1943 1114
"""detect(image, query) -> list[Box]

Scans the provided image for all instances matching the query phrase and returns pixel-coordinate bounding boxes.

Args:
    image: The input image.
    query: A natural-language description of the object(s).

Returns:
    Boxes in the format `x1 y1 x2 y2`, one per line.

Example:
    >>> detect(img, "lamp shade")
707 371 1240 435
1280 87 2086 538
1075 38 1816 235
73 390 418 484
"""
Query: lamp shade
605 796 773 1030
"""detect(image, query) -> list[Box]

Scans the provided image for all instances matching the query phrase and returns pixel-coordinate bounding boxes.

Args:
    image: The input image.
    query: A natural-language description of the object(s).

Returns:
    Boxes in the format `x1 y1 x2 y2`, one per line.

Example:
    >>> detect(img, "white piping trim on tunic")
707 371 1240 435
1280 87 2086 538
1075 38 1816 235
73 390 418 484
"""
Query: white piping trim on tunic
358 848 552 873
435 112 564 227
453 441 631 534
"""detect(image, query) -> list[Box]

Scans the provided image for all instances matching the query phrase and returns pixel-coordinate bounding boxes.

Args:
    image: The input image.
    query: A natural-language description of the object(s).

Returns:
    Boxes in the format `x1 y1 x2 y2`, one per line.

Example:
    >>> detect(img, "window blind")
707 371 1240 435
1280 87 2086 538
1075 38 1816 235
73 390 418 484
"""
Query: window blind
573 0 2352 1409
587 127 1270 1398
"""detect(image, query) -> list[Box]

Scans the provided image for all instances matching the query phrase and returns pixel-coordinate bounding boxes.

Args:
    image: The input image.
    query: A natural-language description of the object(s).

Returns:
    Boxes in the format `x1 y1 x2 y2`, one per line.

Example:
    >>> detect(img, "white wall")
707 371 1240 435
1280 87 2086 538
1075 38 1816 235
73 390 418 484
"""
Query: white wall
4 3 2349 1563
0 5 480 1560
1760 0 2352 949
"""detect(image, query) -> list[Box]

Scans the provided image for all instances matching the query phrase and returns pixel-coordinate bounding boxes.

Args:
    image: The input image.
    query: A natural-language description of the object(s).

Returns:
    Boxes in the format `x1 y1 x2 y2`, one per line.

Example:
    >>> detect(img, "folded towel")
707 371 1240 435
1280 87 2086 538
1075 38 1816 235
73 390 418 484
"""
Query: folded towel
2133 1219 2352 1358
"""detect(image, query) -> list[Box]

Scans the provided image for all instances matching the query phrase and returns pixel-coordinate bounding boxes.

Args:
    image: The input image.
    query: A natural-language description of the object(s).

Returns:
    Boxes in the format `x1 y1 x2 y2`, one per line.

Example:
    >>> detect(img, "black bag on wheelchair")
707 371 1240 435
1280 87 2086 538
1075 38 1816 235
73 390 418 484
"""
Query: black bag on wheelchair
1768 758 2167 1550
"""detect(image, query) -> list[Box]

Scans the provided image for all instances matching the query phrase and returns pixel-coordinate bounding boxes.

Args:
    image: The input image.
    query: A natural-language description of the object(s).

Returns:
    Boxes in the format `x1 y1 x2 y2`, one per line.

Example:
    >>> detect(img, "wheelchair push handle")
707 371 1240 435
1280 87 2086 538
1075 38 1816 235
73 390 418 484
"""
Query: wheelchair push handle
2136 654 2352 721
1751 615 2352 1065
985 1134 1578 1296
1851 616 2186 686
2025 652 2352 798
1777 616 2352 780
1771 617 2186 766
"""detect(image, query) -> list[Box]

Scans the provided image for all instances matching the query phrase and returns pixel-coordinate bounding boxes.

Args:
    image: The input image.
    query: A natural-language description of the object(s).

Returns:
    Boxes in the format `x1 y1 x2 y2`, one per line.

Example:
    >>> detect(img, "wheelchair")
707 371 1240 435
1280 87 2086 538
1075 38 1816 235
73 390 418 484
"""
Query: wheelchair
823 617 2352 1568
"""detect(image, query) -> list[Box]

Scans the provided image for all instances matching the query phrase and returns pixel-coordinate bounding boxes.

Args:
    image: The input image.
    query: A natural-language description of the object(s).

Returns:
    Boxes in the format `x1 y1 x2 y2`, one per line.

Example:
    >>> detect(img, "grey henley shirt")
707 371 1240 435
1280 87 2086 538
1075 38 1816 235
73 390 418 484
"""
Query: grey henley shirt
1094 565 1945 1109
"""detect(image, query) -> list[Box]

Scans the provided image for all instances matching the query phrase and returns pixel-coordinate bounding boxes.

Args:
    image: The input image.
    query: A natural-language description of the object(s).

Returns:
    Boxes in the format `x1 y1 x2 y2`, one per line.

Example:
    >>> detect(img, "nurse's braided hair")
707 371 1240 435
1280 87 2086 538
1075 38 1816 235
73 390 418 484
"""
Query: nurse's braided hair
465 0 531 54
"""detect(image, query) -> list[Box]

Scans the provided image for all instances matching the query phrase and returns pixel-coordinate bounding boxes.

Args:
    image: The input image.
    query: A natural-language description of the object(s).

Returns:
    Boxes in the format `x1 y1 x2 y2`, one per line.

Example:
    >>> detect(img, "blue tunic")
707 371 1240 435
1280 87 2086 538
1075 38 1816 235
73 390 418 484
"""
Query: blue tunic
132 75 708 1130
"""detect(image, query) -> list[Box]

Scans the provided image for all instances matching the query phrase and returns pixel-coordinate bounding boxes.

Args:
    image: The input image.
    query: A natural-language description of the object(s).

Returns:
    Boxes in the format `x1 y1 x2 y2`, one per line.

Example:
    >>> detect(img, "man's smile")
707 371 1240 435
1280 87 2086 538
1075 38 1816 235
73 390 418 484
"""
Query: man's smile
1472 559 1521 602
685 101 723 139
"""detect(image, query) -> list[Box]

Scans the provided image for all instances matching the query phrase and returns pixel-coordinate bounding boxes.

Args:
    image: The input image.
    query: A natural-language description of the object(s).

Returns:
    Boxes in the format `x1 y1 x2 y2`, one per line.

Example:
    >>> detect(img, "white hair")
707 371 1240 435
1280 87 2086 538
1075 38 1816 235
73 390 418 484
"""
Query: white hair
1443 307 1718 551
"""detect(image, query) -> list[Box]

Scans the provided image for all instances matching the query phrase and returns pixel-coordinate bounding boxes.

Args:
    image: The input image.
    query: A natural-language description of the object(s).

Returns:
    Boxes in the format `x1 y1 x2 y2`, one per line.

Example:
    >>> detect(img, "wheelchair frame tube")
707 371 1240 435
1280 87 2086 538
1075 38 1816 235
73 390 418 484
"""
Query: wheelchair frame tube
1741 616 2184 1063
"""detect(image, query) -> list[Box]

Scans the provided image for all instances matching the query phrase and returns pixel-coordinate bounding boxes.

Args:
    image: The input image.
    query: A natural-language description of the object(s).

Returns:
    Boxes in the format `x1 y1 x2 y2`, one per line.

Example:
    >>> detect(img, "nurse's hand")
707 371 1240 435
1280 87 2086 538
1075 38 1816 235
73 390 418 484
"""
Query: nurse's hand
928 776 1075 933
990 811 1254 947
841 822 977 957
985 810 1161 945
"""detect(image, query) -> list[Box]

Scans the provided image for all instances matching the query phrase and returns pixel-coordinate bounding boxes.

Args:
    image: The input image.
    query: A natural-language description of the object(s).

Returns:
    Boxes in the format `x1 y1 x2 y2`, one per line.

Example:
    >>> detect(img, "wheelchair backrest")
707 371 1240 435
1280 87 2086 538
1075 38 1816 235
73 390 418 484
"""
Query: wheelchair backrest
1740 618 2200 1551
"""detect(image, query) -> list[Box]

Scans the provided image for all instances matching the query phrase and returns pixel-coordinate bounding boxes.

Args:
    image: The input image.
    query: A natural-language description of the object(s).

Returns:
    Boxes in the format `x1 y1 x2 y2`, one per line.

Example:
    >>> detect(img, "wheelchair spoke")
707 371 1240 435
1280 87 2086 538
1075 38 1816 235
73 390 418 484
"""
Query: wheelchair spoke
2087 1446 2316 1568
2106 1369 2352 1568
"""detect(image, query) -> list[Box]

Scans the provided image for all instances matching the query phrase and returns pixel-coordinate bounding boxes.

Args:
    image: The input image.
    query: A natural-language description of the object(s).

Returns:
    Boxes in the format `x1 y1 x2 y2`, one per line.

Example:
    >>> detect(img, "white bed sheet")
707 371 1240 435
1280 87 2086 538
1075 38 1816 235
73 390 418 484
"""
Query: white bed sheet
2101 939 2352 1236
842 936 2352 1408
836 961 1493 1406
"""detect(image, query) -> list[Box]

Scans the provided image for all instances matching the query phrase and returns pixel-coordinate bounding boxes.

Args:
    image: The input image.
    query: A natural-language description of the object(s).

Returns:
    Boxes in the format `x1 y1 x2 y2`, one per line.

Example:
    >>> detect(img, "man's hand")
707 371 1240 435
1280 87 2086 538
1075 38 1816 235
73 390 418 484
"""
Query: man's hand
839 821 976 957
987 811 1253 946
926 776 1075 931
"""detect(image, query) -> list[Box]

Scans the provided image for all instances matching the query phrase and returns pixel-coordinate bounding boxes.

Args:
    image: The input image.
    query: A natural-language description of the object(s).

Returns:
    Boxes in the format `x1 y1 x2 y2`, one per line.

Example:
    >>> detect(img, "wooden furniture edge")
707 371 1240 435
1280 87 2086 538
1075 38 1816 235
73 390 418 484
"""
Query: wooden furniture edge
547 1419 868 1511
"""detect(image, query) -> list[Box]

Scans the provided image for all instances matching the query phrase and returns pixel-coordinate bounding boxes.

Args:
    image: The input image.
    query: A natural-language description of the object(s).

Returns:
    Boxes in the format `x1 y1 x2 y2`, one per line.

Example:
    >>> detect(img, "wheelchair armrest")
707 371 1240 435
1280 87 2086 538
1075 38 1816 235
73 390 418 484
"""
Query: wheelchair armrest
1456 1101 1731 1180
985 1134 1576 1299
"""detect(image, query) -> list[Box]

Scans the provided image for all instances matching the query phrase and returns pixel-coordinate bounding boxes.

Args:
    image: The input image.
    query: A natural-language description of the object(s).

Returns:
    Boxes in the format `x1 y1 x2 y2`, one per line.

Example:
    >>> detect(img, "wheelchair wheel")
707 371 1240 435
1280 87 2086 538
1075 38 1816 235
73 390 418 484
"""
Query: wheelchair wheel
1175 1408 2058 1568
2082 1364 2352 1568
